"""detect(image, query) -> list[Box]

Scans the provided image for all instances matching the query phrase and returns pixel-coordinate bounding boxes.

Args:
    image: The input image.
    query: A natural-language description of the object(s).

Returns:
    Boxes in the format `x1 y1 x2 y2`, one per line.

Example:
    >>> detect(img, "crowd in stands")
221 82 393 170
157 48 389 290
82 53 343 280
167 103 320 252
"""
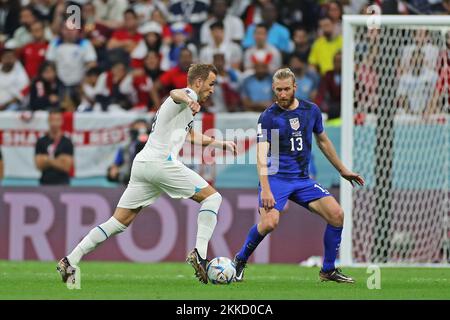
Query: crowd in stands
0 0 448 120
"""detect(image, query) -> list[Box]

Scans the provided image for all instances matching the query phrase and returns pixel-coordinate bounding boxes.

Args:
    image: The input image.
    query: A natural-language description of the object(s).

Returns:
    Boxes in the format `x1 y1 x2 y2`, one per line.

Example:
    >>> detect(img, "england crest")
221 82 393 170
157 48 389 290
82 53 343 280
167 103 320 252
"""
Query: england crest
289 118 300 130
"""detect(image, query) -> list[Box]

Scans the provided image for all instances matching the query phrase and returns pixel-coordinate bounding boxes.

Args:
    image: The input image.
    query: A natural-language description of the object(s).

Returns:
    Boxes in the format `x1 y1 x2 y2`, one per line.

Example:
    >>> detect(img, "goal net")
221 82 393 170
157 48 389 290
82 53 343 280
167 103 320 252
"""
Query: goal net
340 15 449 266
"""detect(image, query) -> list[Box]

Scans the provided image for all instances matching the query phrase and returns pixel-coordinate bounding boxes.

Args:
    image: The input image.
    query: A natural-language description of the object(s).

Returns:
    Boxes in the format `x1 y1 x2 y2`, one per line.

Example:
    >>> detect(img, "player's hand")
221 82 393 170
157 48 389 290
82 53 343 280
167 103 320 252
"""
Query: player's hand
341 169 365 187
187 99 201 115
261 189 276 211
222 141 237 156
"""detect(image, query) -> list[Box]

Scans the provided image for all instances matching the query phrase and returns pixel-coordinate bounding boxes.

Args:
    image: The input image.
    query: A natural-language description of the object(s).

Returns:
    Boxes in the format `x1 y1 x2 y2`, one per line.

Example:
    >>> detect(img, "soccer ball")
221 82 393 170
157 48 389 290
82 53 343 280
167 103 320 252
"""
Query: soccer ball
206 257 236 284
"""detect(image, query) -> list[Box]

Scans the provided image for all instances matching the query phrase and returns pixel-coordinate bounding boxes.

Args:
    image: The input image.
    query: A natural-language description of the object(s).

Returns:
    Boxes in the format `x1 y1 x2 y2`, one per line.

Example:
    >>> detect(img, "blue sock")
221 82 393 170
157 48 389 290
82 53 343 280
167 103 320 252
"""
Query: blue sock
236 224 265 262
322 224 343 272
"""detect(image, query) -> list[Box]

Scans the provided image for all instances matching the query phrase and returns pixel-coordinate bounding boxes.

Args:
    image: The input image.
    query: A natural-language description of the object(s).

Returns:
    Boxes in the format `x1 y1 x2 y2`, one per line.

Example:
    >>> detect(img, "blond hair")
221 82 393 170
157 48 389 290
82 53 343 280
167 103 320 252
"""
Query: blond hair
187 64 218 85
272 68 296 84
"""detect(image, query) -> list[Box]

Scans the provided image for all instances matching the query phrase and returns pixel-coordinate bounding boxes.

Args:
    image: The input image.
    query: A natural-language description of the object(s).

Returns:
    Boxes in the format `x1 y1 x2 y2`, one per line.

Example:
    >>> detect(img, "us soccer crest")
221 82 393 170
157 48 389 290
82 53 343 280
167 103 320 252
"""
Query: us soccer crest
289 118 300 130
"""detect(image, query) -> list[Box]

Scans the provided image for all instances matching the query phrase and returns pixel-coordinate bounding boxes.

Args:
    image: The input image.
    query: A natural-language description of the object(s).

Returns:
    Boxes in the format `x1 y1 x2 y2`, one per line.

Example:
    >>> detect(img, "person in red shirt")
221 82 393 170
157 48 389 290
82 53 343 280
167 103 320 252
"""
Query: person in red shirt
19 20 48 80
107 9 142 58
155 47 193 95
429 31 450 114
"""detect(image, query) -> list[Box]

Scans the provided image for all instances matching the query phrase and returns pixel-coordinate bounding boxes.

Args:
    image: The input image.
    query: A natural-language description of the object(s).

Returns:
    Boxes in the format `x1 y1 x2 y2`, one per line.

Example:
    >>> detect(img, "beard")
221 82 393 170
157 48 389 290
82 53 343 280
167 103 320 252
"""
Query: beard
277 95 295 109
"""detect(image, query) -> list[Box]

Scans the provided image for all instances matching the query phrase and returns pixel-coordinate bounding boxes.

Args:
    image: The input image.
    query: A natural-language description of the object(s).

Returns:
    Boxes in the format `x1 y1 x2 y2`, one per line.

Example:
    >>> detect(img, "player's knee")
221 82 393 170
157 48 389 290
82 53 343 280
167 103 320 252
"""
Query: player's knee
262 214 279 233
200 192 222 215
329 207 344 227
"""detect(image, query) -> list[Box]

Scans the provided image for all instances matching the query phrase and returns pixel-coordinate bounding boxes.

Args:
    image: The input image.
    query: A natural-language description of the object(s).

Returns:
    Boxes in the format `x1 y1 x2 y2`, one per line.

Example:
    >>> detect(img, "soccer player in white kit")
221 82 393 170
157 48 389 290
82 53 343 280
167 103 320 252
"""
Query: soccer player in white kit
57 64 236 284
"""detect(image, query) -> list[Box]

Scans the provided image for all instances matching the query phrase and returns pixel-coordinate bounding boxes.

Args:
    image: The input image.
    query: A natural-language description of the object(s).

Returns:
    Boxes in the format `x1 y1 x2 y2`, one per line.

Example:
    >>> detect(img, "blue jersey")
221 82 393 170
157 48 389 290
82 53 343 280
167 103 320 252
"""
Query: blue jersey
257 99 323 178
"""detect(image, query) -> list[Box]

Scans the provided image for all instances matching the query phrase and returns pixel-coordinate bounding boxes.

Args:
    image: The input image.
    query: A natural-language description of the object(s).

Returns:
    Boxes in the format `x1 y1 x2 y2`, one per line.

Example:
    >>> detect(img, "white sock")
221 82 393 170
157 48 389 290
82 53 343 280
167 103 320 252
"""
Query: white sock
67 217 127 266
195 192 221 259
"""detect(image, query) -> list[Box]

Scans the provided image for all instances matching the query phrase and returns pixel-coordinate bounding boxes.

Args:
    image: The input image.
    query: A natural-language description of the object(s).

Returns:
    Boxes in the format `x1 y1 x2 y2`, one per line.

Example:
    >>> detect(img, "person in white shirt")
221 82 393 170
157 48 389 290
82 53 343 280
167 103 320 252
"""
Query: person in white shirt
397 48 439 114
0 49 29 111
199 21 242 70
93 0 128 30
58 64 237 285
200 0 244 46
46 25 97 89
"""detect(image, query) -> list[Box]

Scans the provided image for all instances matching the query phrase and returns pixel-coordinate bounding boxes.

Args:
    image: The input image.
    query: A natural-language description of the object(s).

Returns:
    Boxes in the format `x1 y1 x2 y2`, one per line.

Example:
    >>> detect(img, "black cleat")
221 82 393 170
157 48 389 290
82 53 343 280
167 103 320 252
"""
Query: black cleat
232 255 247 282
319 268 355 284
186 248 209 284
56 257 76 284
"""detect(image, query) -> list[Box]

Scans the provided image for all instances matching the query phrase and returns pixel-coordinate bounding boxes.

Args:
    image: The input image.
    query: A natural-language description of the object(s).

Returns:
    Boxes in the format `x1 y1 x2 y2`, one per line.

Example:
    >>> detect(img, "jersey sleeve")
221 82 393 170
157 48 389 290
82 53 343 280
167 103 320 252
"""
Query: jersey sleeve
35 138 48 155
59 138 74 156
313 105 324 134
257 111 273 143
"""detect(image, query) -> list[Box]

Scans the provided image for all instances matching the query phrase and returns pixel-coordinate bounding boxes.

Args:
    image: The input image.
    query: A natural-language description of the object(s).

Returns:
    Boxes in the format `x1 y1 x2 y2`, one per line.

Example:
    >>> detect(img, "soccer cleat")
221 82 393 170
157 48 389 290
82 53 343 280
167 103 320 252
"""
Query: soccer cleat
232 255 247 282
56 257 76 284
186 248 209 284
319 268 355 284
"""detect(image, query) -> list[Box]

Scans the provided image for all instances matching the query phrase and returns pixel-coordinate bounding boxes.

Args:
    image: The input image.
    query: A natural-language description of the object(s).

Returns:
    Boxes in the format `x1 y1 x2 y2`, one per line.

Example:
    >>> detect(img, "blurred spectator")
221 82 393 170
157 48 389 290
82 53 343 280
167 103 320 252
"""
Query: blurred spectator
397 48 438 115
107 118 149 184
0 146 3 181
93 0 128 30
278 0 321 32
5 5 53 49
242 2 291 54
107 8 143 65
0 0 21 40
243 23 281 73
151 8 172 39
78 66 101 112
241 61 273 112
160 22 197 71
400 29 439 74
19 20 48 79
34 108 74 185
28 61 62 111
290 27 312 63
0 49 29 111
289 54 317 101
236 0 266 28
94 61 136 112
142 50 163 82
132 0 168 27
46 25 97 93
82 1 113 70
167 0 209 43
443 0 450 13
199 21 242 70
30 0 58 23
315 51 342 120
200 0 245 46
131 21 162 68
206 53 241 113
342 0 369 14
308 17 342 75
325 1 343 37
432 31 450 112
132 74 160 112
156 46 193 93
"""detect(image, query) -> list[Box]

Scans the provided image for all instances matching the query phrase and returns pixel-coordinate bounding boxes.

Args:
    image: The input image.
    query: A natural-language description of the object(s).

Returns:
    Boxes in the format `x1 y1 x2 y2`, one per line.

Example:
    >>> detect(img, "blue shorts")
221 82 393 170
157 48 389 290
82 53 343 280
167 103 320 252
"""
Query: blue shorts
258 175 332 212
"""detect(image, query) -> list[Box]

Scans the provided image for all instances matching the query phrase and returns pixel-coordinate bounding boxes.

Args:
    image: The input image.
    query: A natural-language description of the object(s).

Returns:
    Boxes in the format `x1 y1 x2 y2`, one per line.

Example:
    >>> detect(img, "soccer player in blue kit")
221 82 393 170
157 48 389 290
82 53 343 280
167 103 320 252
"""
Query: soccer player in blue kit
233 68 365 283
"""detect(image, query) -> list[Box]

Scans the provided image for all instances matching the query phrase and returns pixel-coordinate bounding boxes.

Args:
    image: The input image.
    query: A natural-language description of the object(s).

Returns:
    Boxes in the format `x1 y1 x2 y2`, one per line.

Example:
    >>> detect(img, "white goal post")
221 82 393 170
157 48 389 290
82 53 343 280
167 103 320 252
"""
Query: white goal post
340 15 449 266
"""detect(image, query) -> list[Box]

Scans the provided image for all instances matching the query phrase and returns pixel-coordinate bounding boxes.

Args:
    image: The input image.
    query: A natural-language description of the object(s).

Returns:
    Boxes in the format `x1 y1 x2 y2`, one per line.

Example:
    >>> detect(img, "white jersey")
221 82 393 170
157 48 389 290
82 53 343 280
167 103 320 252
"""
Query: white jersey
134 88 197 162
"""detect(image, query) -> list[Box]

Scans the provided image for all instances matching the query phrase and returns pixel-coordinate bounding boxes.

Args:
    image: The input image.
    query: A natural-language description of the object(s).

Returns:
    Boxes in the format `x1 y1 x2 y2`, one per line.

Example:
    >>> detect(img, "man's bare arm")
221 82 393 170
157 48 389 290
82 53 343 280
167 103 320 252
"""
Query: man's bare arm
35 154 73 174
315 131 365 186
187 129 237 154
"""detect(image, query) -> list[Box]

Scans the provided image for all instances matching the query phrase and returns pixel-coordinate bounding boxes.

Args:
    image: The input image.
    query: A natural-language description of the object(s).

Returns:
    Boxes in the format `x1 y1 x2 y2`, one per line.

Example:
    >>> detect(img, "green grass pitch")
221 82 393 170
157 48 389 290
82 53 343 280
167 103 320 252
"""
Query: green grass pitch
0 260 449 300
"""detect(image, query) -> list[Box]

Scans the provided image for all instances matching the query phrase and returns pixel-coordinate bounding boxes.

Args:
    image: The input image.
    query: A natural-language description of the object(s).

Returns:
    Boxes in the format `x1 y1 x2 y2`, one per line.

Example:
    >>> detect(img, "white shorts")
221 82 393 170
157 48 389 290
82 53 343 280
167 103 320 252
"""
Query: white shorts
117 159 209 209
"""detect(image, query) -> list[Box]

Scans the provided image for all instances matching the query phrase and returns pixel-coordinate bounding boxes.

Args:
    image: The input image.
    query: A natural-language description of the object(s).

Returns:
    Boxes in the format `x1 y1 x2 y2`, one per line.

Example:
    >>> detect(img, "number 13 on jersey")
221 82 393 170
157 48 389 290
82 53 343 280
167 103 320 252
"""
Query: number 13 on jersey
290 137 303 151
